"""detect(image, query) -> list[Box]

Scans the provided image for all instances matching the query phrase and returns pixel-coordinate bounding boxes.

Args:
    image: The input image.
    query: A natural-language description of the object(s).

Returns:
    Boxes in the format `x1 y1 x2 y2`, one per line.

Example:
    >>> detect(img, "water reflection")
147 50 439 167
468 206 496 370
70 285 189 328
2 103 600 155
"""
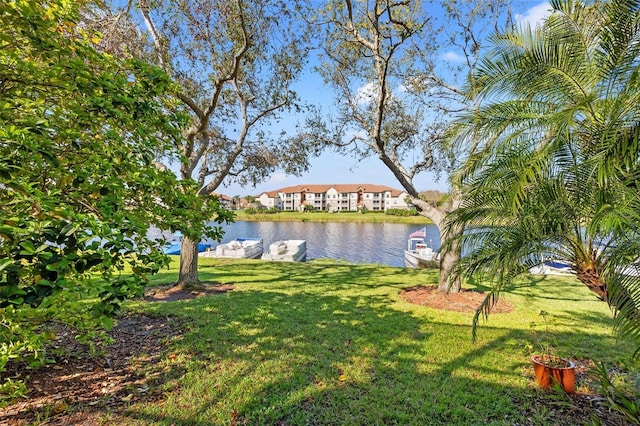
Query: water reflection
205 221 440 267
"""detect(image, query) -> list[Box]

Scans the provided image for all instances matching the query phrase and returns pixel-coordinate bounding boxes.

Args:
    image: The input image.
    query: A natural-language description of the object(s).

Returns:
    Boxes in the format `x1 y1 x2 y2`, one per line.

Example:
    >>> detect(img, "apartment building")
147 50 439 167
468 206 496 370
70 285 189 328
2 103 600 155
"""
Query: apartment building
211 193 237 210
257 184 411 212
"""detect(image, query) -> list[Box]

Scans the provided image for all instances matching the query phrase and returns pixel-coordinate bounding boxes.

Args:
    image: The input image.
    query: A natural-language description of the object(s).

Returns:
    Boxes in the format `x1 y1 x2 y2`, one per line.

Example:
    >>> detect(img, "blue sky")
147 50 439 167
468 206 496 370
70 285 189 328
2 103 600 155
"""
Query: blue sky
218 1 552 198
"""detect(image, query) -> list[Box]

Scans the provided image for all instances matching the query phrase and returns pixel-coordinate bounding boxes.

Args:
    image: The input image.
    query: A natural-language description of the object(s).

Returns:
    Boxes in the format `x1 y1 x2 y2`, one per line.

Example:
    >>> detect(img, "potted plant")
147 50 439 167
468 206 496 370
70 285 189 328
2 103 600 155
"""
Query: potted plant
529 311 576 393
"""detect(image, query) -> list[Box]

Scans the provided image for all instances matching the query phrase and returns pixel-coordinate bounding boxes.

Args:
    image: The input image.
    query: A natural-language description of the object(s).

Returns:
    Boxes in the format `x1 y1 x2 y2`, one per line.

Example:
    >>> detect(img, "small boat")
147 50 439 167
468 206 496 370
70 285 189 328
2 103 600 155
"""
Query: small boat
619 264 640 277
162 232 212 255
404 228 439 269
199 238 263 259
261 240 307 262
529 257 574 275
529 253 640 276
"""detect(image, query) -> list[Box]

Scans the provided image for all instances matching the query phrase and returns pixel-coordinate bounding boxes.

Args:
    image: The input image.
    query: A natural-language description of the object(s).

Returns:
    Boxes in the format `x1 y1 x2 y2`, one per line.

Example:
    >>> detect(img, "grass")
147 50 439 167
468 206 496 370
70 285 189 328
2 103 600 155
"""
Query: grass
112 257 638 425
233 210 432 224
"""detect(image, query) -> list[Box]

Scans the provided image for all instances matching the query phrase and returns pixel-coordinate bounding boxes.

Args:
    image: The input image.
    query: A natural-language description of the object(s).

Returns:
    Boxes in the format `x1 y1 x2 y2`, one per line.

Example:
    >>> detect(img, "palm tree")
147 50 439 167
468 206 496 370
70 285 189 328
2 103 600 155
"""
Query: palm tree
450 0 640 352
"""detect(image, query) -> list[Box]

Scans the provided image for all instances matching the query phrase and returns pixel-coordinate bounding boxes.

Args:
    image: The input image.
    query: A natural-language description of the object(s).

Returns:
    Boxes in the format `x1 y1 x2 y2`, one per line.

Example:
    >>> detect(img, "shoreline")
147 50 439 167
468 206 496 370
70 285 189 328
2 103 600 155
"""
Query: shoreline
231 210 434 224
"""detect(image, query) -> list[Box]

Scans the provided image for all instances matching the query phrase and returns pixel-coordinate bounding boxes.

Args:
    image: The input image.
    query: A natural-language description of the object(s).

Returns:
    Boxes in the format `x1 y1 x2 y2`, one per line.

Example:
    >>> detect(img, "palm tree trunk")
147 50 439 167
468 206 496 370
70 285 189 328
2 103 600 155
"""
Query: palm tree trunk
574 264 606 301
176 236 201 290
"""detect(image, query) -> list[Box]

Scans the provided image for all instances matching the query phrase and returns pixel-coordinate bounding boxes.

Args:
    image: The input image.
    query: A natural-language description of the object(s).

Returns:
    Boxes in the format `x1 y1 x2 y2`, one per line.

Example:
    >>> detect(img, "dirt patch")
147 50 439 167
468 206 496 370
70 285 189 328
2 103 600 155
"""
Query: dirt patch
399 285 514 313
144 281 234 302
1 283 234 425
1 314 183 425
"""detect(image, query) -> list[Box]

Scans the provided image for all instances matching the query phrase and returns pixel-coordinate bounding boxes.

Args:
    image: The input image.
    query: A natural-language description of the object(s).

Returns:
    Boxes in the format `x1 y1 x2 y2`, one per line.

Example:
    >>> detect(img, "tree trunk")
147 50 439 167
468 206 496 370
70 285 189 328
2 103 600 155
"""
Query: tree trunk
413 194 463 293
176 236 201 290
574 263 606 302
437 220 463 293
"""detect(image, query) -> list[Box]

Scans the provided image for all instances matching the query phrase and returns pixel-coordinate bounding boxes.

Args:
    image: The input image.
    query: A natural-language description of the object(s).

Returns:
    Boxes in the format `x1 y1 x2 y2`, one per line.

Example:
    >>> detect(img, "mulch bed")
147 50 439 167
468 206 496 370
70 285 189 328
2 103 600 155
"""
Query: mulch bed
144 282 234 302
1 314 181 425
1 283 232 426
399 285 514 313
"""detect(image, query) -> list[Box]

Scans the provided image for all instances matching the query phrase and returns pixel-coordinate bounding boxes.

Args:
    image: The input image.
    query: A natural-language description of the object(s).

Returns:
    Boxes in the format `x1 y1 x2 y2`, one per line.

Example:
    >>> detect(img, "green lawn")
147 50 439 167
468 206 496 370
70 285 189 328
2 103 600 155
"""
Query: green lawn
233 210 432 224
111 258 637 425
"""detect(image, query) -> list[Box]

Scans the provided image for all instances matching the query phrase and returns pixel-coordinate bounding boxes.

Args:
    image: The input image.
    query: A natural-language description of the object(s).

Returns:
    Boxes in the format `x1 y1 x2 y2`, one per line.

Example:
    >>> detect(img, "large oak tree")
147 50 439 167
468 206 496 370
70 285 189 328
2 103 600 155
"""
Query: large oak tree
86 0 315 288
309 0 512 291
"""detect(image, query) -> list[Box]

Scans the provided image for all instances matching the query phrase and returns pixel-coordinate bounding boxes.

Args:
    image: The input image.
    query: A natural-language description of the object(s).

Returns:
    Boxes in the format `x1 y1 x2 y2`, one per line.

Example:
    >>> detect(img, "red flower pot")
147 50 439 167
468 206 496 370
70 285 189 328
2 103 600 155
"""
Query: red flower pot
531 355 576 393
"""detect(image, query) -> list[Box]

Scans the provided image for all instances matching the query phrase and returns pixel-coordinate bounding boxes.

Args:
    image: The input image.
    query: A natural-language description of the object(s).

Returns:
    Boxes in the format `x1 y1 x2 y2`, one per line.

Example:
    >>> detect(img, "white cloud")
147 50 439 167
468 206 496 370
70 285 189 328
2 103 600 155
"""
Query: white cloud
267 173 288 185
353 82 378 105
515 2 552 30
443 51 465 64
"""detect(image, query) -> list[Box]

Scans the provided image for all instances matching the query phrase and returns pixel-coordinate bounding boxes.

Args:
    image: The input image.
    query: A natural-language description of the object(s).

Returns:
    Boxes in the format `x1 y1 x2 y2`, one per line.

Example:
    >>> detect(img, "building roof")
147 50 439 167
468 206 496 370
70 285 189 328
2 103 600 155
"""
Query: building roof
211 192 234 202
262 183 407 197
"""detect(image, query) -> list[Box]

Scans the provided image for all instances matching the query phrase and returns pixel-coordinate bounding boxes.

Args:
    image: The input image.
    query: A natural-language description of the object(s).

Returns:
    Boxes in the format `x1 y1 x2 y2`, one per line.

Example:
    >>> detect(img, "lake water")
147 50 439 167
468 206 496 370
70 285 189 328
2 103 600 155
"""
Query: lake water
204 221 441 267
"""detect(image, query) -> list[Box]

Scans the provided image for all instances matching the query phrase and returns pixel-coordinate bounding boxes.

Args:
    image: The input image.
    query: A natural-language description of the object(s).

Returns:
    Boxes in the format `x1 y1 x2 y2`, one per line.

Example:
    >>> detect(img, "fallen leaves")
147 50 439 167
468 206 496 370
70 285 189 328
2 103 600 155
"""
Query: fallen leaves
1 314 183 425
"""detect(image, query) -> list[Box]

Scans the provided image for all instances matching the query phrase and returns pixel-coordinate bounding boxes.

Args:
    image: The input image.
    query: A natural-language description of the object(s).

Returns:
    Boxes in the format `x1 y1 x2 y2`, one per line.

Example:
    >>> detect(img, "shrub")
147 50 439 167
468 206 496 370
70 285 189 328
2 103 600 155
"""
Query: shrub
0 0 229 403
385 208 419 217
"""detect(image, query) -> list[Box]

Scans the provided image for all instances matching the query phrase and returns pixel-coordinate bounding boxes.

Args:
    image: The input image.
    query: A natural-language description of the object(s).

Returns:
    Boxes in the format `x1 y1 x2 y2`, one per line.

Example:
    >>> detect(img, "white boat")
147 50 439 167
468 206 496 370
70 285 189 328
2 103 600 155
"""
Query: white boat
529 259 574 275
619 264 640 277
199 238 263 259
404 228 439 269
529 255 640 276
261 240 307 262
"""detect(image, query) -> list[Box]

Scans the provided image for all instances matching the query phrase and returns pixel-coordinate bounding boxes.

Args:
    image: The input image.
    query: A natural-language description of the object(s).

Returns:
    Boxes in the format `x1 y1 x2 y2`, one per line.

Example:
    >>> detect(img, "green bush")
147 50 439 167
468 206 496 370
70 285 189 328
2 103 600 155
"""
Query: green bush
0 0 229 403
244 207 278 214
385 208 419 217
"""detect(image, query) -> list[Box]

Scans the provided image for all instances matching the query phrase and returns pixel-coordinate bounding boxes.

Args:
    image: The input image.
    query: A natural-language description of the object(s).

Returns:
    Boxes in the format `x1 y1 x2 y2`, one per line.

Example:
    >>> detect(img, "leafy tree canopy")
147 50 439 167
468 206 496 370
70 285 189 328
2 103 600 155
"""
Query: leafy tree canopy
308 0 513 292
0 0 231 399
82 0 314 287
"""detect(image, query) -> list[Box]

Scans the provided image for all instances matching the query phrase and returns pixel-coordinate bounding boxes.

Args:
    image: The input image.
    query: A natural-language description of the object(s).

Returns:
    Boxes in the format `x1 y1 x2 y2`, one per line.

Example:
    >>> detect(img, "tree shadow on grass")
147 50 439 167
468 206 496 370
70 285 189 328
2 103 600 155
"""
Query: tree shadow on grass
193 259 439 295
121 285 619 426
5 260 631 425
466 272 598 304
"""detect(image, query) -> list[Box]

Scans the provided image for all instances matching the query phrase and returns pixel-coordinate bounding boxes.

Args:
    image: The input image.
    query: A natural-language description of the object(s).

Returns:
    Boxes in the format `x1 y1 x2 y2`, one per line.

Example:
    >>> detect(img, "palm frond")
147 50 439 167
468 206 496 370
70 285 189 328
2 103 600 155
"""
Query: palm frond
451 0 640 356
